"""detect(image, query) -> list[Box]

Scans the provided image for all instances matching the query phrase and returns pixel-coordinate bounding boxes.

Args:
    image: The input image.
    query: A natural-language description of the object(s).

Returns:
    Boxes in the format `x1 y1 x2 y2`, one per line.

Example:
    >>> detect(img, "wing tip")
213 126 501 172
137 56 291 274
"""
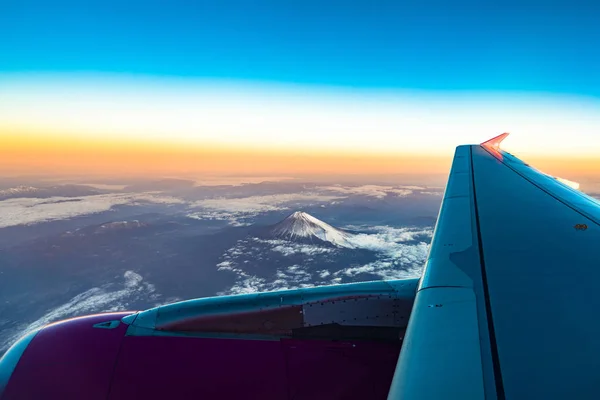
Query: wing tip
481 132 510 148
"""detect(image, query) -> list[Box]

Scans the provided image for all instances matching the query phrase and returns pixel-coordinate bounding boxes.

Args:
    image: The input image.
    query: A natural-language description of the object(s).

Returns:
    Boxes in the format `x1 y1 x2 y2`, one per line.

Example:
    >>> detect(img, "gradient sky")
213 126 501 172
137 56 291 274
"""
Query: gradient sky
2 0 600 180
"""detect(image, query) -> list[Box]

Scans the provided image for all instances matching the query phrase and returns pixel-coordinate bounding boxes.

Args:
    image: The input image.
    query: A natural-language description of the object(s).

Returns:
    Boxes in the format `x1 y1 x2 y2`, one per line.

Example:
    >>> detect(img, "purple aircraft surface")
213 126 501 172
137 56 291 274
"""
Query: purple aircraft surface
2 133 600 399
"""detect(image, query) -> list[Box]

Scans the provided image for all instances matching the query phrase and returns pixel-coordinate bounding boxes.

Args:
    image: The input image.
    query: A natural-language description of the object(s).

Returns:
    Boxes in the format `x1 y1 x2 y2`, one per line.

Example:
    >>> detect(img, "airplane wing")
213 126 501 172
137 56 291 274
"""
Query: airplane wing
389 133 600 399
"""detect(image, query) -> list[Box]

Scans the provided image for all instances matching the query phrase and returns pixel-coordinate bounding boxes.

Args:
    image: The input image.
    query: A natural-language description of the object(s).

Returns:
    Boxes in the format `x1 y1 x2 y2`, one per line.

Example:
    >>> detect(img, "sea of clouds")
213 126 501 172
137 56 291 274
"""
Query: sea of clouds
216 225 433 295
0 193 185 229
0 183 442 229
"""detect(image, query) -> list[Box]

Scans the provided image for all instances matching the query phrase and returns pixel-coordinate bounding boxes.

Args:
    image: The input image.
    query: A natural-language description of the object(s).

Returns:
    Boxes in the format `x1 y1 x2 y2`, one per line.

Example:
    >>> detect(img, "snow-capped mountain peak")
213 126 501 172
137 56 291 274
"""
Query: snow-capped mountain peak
269 211 354 248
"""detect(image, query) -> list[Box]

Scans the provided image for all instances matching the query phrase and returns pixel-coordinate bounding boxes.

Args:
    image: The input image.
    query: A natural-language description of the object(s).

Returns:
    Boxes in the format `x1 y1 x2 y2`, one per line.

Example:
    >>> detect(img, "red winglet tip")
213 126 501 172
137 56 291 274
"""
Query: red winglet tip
481 132 510 148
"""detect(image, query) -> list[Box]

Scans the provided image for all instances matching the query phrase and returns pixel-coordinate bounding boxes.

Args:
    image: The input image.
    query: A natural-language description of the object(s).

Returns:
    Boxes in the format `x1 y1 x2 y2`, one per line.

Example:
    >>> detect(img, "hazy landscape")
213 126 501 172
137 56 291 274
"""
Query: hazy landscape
0 175 443 354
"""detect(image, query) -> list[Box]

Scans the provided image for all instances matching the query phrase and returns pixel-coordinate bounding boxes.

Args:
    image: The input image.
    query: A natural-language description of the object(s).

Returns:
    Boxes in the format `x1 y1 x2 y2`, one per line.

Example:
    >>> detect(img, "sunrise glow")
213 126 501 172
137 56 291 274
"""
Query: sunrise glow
2 74 600 180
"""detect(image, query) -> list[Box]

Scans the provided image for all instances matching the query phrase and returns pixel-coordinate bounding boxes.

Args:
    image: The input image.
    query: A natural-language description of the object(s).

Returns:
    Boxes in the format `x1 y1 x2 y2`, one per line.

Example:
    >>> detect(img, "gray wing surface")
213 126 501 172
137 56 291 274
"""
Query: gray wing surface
388 135 600 400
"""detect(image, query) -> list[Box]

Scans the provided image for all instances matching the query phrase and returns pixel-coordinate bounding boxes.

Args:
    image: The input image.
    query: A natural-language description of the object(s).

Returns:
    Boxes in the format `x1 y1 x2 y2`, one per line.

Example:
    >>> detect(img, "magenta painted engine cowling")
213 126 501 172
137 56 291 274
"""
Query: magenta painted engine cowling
0 312 133 400
1 280 417 399
0 311 402 400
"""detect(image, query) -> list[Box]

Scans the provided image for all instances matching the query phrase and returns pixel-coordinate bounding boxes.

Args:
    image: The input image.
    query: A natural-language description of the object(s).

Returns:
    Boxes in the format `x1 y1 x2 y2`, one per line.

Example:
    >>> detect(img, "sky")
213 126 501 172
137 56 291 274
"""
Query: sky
2 0 600 180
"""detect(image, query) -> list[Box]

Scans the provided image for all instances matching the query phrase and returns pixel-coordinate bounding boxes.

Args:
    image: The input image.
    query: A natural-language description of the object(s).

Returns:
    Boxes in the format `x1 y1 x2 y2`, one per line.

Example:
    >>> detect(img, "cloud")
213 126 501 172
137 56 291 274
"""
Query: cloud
317 185 416 199
193 192 342 213
216 260 234 269
215 225 433 295
186 210 253 227
338 226 432 280
0 271 157 353
188 192 343 225
318 270 331 278
336 258 425 280
224 264 317 295
0 193 185 228
252 238 337 256
276 265 313 283
226 276 268 295
346 226 434 253
220 239 255 263
215 238 332 295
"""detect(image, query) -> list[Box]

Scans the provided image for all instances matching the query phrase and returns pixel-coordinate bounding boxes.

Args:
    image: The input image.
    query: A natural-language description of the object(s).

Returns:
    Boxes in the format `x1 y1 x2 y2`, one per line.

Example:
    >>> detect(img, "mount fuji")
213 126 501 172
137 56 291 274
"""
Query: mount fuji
264 211 355 248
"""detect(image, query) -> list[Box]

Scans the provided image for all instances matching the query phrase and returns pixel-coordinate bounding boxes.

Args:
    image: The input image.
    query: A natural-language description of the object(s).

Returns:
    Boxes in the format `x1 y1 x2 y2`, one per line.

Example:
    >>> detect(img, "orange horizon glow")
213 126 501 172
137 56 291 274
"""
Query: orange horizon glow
3 129 600 183
2 74 600 185
1 129 452 177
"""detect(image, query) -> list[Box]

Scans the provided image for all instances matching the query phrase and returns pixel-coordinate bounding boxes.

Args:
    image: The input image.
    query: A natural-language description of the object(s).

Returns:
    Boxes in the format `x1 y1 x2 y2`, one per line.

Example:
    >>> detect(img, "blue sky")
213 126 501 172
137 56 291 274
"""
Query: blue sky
2 0 600 96
3 0 600 175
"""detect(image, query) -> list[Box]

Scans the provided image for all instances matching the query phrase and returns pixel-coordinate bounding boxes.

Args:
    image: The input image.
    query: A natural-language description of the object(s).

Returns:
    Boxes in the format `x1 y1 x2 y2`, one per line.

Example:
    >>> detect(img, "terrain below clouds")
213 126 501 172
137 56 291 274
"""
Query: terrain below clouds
0 179 442 355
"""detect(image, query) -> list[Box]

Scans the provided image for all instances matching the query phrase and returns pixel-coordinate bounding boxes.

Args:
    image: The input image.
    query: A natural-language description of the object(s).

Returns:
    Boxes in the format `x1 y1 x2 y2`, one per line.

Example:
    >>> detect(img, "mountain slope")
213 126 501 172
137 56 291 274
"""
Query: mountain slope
267 211 354 248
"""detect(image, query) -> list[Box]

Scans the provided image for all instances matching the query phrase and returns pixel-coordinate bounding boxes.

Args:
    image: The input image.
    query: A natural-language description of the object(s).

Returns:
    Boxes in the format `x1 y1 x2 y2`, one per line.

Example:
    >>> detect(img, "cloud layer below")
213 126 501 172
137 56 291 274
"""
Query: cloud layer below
0 183 443 228
0 193 185 228
216 225 432 295
187 192 343 226
317 185 417 198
